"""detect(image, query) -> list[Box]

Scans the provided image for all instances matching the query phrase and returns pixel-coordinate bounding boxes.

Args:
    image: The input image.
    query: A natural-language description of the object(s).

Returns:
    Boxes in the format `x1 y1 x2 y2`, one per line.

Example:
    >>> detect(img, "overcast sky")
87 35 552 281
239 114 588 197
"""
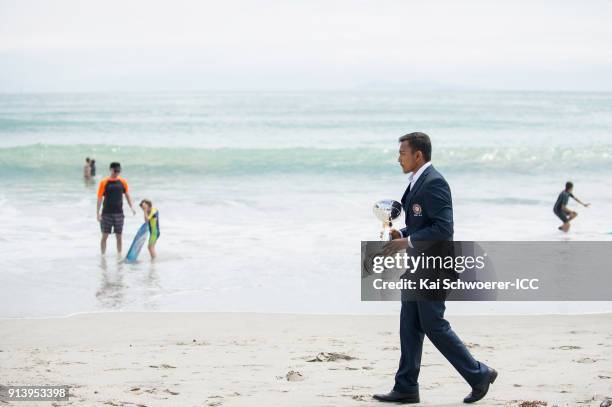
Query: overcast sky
1 0 612 92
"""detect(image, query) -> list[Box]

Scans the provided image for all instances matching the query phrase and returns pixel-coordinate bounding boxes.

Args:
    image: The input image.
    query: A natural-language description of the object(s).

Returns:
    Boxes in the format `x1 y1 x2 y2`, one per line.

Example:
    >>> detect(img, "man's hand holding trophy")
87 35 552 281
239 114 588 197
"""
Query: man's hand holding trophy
373 200 402 241
362 199 405 277
373 199 409 256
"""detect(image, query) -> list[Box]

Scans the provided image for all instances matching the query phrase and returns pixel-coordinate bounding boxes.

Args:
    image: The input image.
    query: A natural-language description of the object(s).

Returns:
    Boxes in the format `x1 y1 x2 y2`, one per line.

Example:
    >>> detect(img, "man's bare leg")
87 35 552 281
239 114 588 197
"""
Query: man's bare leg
101 233 109 254
116 234 122 253
559 211 577 232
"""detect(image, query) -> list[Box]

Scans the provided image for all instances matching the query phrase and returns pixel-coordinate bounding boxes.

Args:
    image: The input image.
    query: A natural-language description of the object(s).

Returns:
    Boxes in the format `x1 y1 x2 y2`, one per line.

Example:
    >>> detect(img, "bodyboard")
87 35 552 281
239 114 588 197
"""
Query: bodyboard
125 223 148 262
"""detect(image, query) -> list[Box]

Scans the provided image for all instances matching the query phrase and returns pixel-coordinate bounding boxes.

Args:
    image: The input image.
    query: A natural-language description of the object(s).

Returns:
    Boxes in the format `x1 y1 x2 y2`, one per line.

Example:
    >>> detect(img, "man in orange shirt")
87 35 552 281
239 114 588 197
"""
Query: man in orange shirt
96 162 136 254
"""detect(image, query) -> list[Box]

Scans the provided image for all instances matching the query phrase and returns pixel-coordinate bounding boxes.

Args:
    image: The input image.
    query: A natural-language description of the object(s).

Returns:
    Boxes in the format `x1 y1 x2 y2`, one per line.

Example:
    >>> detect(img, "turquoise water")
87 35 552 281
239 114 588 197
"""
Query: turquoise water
1 91 611 317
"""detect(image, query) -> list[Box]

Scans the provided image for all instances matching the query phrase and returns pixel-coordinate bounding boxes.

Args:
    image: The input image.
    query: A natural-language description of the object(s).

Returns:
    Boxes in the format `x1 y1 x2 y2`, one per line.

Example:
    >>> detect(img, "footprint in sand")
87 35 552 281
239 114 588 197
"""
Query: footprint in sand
518 402 548 407
306 352 356 362
575 357 598 364
465 342 495 350
286 370 305 381
103 401 125 406
176 340 210 346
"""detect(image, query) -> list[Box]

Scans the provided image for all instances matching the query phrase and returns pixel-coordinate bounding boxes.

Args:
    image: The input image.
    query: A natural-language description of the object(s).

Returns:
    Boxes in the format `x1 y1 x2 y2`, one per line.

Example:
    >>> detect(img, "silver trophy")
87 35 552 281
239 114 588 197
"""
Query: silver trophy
373 200 403 241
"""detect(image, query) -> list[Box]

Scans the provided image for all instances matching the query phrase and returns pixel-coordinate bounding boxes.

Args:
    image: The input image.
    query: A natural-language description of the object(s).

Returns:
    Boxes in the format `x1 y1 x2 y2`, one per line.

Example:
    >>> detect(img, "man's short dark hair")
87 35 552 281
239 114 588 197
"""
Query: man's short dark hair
398 132 432 162
565 181 573 190
110 162 121 171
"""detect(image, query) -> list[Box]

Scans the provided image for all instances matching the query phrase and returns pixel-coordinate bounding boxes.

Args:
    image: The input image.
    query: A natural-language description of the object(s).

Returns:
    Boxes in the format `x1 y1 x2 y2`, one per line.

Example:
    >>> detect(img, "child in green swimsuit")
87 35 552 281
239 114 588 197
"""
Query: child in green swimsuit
140 199 160 259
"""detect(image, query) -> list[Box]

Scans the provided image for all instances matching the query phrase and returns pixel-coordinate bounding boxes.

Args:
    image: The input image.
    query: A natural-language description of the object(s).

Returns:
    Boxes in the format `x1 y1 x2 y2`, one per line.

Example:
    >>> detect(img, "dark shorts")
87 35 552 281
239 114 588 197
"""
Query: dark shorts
101 213 125 234
554 209 568 223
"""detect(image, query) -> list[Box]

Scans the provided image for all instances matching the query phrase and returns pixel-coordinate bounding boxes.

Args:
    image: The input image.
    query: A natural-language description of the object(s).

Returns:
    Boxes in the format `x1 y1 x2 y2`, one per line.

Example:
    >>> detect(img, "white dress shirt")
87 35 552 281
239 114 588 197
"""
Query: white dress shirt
401 161 432 247
408 161 432 192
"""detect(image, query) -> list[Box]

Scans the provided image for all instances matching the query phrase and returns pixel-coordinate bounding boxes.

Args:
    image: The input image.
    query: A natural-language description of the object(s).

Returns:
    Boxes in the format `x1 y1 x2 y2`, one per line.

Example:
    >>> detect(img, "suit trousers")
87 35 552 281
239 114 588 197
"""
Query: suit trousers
393 300 488 393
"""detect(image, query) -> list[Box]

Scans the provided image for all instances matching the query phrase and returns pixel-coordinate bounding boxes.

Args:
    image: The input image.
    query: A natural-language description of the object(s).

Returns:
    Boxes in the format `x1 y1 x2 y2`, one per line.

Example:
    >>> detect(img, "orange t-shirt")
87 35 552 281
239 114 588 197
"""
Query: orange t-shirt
97 177 129 214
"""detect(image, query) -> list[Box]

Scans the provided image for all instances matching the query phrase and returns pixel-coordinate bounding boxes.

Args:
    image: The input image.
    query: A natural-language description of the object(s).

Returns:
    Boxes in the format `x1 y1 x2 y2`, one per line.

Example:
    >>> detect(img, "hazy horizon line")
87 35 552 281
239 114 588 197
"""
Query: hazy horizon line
3 87 612 96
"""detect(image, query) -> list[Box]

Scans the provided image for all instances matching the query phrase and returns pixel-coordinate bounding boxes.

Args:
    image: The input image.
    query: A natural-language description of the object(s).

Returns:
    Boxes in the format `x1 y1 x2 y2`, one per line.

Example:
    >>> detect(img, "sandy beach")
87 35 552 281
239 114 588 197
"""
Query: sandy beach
1 312 611 406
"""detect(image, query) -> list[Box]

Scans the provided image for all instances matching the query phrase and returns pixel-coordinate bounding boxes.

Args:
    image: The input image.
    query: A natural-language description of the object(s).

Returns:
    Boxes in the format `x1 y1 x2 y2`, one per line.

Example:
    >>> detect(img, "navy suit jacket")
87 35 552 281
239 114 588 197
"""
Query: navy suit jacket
399 164 454 244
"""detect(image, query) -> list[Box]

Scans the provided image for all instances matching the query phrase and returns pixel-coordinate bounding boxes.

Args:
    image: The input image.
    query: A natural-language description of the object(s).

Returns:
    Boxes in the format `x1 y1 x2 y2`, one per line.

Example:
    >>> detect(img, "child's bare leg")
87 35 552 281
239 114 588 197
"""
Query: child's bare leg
148 244 157 260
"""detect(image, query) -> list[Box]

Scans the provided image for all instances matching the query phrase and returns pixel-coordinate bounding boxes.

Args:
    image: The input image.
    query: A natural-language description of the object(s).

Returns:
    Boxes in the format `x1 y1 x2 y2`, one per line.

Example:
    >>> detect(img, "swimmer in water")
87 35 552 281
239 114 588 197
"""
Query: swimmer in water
84 157 92 181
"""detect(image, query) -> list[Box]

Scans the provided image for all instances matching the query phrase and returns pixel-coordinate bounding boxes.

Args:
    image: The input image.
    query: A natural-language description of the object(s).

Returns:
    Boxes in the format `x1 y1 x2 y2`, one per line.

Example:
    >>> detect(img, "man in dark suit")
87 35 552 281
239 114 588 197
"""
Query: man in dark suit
374 132 497 404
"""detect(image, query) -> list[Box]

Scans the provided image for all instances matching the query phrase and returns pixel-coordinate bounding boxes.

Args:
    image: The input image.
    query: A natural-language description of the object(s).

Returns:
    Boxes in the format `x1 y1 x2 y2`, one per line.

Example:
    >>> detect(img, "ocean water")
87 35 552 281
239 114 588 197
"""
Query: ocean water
1 91 611 318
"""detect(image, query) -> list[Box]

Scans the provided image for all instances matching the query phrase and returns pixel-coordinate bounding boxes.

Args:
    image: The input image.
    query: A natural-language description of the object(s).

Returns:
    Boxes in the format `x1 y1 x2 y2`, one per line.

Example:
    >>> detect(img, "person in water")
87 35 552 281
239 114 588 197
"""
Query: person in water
96 162 136 254
553 181 590 232
140 199 160 259
84 157 92 180
90 159 96 177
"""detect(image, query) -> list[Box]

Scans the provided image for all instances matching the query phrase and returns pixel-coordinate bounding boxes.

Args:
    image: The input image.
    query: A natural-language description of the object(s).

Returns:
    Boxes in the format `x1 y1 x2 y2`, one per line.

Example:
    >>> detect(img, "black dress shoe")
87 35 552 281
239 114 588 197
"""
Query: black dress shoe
373 390 420 403
463 368 498 403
